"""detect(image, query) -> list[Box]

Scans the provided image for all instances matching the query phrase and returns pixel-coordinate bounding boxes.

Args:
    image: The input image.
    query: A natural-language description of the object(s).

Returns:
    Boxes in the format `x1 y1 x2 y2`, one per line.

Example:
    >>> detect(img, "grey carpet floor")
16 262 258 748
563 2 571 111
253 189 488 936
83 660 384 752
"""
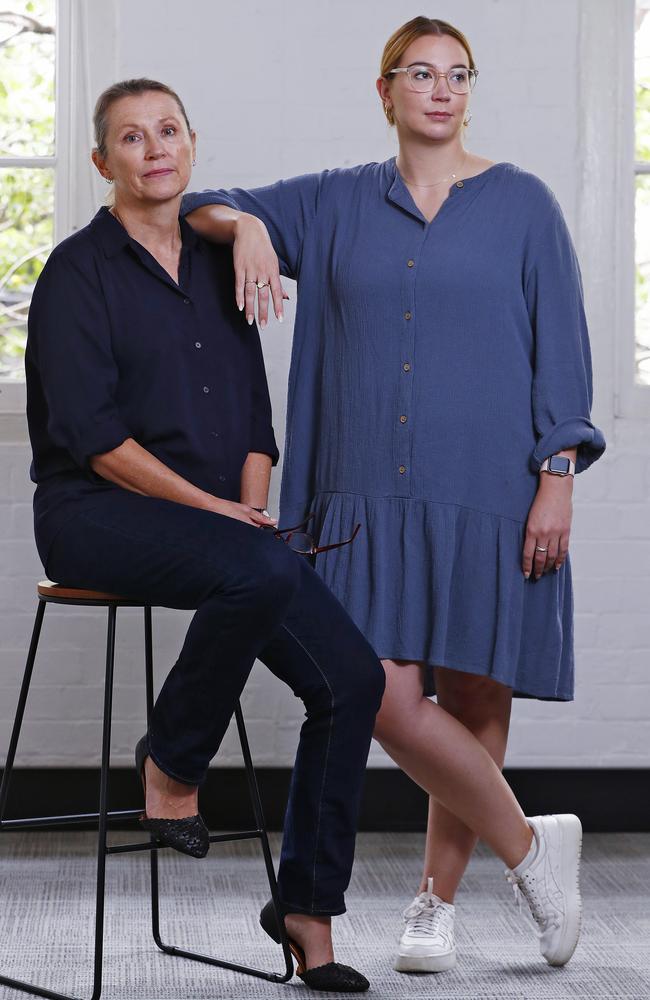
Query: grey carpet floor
0 831 648 1000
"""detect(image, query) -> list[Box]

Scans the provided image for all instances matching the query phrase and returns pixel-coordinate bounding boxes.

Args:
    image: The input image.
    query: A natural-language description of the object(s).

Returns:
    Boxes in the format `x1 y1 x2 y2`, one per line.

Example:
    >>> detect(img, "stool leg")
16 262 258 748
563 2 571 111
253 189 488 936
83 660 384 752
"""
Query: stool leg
234 703 293 974
142 608 165 948
90 605 118 1000
147 693 293 982
0 600 46 825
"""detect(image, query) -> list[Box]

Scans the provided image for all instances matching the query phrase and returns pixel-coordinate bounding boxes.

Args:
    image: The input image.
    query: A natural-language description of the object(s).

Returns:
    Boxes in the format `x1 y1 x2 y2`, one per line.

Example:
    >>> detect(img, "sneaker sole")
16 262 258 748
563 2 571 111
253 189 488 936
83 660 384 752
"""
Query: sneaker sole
394 950 457 973
546 813 583 967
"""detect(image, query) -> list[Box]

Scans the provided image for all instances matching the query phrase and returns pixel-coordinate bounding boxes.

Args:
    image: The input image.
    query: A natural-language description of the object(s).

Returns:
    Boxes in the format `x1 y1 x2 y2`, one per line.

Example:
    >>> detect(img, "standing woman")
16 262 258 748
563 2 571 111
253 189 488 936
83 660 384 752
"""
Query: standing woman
183 16 605 973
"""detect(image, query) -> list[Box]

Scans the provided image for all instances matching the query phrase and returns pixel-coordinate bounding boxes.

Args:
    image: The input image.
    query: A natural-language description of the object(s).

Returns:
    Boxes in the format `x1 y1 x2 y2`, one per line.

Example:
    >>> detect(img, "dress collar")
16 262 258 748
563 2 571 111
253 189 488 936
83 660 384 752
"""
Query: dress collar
385 157 511 224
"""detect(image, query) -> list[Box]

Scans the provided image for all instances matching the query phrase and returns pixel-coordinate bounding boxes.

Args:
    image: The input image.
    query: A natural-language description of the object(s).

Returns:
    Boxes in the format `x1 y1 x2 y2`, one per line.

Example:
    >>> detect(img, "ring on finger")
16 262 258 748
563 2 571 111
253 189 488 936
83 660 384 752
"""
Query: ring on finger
256 280 270 289
535 545 548 552
244 279 258 286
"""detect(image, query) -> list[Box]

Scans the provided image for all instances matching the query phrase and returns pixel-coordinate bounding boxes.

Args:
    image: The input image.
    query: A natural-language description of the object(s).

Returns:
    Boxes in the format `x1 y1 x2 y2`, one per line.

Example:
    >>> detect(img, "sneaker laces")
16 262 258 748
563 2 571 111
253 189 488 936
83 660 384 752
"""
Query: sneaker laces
402 877 446 936
505 870 560 933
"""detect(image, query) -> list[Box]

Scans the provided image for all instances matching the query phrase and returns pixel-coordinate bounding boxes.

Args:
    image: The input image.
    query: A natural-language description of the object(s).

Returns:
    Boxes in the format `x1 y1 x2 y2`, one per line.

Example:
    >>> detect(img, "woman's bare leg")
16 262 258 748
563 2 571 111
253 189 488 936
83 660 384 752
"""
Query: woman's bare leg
420 666 513 901
374 660 532 869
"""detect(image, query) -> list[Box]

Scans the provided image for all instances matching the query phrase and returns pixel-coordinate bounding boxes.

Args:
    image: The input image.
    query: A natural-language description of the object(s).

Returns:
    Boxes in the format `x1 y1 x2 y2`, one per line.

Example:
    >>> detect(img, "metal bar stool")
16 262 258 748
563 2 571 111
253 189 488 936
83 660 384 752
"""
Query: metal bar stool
0 581 293 1000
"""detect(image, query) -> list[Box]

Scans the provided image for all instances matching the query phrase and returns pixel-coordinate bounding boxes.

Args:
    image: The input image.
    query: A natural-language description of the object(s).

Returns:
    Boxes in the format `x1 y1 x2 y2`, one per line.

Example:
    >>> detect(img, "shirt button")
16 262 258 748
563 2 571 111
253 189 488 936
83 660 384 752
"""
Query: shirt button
183 298 190 304
407 259 415 268
211 431 219 438
403 362 411 372
203 386 210 393
455 180 464 188
195 342 202 349
399 465 407 474
404 311 412 320
399 415 407 424
218 474 226 482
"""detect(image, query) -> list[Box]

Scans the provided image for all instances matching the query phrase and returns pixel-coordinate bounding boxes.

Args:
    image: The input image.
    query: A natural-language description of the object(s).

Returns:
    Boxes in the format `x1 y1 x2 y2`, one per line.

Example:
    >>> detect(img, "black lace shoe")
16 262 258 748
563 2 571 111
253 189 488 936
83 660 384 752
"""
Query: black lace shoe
259 899 370 992
135 734 210 859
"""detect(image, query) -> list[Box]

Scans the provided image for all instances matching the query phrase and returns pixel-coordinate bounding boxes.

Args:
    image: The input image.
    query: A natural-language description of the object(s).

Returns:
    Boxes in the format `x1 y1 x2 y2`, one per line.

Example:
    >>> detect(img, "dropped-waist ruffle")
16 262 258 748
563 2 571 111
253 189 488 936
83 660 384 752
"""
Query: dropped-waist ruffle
309 492 574 701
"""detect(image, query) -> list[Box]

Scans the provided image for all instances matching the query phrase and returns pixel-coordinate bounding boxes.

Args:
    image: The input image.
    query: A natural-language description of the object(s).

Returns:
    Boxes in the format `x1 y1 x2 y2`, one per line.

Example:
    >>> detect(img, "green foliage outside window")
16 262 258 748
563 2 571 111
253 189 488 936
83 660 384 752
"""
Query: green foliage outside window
0 1 55 379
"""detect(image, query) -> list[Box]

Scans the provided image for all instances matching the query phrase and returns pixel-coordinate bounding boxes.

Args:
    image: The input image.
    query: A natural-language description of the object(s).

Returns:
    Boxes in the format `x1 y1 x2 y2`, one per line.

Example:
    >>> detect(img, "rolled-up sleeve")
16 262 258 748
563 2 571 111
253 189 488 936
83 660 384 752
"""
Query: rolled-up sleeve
27 250 131 469
524 192 606 474
181 172 323 280
247 324 280 465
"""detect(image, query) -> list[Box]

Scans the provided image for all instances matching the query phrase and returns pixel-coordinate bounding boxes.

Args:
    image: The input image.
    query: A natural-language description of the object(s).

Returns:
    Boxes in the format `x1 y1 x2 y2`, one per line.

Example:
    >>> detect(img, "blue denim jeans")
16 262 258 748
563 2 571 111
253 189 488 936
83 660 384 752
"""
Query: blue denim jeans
42 489 385 915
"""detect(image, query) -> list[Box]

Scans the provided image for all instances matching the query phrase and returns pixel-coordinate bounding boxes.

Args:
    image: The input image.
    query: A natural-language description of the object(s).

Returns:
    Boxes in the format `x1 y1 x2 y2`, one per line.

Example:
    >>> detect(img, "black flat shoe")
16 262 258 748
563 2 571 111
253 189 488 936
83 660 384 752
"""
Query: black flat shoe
135 734 210 859
259 899 370 993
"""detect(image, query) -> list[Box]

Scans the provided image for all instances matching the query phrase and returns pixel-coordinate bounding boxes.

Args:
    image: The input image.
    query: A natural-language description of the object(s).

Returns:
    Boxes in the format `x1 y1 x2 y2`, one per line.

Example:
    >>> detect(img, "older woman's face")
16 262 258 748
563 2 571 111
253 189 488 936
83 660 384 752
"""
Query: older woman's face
378 34 472 140
94 91 196 204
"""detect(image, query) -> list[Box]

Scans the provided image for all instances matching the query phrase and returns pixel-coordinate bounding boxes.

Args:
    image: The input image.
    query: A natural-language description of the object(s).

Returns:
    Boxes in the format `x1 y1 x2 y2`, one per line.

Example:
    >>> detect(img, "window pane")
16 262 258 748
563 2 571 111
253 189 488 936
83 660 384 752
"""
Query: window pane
0 1 55 158
0 167 53 378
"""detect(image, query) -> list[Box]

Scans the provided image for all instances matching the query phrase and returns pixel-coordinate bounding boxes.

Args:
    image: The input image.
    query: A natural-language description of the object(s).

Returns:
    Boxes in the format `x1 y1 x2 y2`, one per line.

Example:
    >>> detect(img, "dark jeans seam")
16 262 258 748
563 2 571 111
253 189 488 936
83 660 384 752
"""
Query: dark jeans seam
279 622 335 914
279 900 346 917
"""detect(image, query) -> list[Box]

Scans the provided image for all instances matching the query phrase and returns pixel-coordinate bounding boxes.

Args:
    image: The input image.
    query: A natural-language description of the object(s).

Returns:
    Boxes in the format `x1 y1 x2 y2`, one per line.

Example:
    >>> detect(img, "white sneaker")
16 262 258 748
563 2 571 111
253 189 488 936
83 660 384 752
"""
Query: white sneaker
505 814 582 967
394 877 456 972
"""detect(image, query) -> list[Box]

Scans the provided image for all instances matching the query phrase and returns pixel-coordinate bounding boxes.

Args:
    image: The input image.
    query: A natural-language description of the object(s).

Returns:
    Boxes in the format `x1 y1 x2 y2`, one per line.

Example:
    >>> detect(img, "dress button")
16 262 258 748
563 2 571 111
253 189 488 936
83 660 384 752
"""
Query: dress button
455 180 464 188
218 474 226 482
399 465 406 474
407 259 415 268
404 311 412 320
399 415 407 424
183 298 190 304
211 431 219 438
203 386 210 393
195 342 202 349
403 362 411 372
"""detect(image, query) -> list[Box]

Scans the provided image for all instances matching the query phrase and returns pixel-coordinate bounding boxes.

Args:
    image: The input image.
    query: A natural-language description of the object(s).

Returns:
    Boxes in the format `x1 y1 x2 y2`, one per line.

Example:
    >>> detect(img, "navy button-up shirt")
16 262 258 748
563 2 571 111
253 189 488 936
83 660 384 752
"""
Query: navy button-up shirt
26 206 279 559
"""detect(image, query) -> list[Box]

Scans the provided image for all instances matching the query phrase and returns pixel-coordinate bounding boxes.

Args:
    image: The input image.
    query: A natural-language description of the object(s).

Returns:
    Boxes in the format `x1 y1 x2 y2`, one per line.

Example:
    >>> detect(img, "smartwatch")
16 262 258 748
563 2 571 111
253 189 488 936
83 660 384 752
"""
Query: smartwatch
540 455 575 477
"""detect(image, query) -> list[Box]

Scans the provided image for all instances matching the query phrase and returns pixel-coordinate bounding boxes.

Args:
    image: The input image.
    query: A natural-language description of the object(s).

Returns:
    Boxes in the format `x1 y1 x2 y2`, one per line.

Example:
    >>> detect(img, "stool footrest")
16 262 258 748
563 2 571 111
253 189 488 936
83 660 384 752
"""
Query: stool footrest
106 829 263 855
0 809 141 830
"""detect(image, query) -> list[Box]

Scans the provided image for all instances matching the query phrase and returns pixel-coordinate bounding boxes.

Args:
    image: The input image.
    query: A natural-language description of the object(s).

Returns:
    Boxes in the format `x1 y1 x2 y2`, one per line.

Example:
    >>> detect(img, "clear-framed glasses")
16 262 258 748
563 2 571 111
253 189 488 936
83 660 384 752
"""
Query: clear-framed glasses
272 513 361 556
387 64 478 95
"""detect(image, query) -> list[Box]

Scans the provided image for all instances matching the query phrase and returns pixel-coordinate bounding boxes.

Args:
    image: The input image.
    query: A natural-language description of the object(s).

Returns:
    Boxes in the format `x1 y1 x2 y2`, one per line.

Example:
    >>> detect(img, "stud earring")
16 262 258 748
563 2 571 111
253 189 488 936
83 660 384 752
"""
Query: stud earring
463 111 472 126
192 159 196 166
105 177 113 184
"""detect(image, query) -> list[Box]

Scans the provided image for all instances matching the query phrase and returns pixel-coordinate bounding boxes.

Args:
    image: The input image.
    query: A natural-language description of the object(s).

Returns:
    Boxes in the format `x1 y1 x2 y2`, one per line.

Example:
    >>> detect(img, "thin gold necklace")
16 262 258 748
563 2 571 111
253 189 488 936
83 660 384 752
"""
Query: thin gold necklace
398 151 469 188
110 206 181 246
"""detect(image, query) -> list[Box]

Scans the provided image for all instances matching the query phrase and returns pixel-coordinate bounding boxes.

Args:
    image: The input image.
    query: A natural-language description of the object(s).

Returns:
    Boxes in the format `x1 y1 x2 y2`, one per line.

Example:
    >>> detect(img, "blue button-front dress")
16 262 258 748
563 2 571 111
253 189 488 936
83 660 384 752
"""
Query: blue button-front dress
183 159 606 700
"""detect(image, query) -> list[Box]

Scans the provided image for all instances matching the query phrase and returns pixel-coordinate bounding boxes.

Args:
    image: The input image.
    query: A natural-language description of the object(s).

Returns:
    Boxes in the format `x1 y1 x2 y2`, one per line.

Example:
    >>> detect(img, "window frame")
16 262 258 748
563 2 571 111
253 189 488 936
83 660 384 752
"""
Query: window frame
618 0 650 419
0 0 71 415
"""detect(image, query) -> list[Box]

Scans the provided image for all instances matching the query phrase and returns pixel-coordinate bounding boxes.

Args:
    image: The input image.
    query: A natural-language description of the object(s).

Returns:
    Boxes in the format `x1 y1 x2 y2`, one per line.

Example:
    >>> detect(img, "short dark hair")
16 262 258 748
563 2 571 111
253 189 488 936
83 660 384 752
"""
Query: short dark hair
93 78 192 157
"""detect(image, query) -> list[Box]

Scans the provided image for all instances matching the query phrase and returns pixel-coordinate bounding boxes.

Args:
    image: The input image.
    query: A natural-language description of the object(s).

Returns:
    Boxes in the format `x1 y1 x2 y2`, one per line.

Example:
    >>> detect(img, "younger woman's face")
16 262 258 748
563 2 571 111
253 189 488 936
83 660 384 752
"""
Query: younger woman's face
377 34 472 142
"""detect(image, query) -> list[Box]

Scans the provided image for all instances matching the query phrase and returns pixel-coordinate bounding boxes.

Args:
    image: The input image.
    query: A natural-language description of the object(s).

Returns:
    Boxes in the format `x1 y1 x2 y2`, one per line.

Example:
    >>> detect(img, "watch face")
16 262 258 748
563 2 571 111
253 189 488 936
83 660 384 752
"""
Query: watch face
549 456 571 475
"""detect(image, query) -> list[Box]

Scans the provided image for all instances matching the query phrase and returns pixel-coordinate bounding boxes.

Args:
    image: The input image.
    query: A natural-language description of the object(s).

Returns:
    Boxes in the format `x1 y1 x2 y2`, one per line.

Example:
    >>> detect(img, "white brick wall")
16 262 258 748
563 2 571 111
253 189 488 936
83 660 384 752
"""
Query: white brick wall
1 0 648 769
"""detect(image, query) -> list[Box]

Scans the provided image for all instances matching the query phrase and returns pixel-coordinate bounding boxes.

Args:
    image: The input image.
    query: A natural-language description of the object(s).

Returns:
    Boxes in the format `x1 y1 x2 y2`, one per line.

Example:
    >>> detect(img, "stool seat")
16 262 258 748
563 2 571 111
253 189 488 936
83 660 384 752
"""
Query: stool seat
38 580 144 606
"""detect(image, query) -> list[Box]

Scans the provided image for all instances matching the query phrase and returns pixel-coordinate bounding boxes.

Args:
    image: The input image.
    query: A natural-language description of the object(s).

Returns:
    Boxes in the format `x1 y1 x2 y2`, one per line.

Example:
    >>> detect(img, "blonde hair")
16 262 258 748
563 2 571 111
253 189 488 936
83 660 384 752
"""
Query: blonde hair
380 16 477 126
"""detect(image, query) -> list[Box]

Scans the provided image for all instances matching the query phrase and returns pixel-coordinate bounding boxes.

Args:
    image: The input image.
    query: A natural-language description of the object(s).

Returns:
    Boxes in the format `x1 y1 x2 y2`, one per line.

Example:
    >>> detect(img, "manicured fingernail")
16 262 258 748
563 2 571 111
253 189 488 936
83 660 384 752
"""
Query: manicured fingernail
247 315 254 325
237 301 244 311
524 571 530 579
278 314 284 323
260 319 267 329
555 565 560 572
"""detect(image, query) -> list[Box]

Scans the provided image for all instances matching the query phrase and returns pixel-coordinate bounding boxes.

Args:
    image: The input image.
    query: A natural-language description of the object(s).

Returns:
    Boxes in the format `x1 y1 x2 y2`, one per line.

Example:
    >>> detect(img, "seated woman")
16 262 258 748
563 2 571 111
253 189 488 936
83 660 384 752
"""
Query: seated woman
26 77 384 994
26 78 583 990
